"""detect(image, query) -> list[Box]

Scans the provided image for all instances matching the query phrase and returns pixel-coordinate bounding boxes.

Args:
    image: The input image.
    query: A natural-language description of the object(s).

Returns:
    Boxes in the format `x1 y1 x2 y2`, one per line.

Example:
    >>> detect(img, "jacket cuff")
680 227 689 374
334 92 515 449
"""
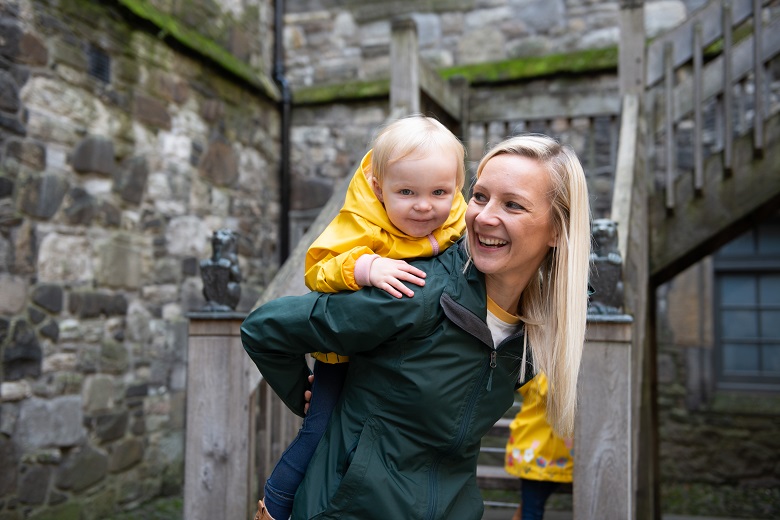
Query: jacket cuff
354 254 379 287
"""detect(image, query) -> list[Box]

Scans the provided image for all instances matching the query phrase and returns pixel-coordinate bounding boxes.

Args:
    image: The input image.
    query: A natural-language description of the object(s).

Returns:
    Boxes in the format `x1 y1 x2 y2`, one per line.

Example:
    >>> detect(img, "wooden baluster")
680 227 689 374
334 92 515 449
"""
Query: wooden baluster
753 0 764 156
723 0 734 175
610 114 619 176
664 41 676 213
587 116 597 175
693 22 704 195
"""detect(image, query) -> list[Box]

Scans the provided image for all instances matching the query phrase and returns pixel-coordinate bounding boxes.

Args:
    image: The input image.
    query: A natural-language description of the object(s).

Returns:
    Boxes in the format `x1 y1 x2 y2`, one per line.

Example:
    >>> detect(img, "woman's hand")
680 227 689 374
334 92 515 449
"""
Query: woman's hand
304 374 314 414
368 258 426 298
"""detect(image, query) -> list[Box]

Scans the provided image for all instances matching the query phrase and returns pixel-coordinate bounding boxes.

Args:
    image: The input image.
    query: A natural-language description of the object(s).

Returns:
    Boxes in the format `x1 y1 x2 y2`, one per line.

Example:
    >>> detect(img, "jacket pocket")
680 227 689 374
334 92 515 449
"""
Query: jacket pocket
313 417 382 518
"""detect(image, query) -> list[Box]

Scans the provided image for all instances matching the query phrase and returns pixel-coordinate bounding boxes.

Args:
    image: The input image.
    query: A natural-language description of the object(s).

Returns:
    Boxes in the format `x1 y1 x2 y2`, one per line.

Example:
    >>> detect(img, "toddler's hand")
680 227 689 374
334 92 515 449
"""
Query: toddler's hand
368 258 426 298
304 374 314 414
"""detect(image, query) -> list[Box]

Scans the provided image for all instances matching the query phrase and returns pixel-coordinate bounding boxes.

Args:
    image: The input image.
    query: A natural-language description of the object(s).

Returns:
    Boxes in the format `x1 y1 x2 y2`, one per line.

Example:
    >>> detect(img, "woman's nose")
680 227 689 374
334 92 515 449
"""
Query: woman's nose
475 202 499 225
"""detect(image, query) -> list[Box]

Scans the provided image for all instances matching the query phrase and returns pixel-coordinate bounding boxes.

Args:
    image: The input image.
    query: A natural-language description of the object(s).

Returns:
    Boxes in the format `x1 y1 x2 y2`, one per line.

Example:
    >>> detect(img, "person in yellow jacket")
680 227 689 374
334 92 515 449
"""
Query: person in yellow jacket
504 372 574 520
258 115 467 520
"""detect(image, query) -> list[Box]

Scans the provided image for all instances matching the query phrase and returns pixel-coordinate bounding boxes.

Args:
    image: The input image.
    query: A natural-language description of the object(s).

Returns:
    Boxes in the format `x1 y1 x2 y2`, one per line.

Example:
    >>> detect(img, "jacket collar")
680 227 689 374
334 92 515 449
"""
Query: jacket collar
439 241 492 347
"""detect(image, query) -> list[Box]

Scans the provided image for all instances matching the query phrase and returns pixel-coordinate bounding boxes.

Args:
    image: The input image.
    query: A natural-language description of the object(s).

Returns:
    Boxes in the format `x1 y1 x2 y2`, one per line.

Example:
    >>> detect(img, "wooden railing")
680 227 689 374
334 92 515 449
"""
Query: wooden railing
645 0 780 283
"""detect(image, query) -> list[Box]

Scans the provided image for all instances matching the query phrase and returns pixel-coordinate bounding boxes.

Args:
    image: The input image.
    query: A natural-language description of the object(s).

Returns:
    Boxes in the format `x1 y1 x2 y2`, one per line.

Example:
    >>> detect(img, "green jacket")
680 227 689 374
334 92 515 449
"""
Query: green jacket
241 242 533 520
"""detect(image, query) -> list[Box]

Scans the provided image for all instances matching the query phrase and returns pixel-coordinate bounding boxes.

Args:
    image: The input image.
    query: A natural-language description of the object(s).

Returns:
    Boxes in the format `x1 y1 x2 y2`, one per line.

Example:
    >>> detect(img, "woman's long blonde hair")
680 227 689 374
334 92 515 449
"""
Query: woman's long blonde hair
474 134 591 437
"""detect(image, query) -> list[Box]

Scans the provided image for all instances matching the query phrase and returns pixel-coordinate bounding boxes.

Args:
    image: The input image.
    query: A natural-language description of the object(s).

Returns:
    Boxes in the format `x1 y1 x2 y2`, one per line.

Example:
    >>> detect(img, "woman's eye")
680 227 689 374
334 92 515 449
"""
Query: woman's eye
472 192 487 203
506 201 525 210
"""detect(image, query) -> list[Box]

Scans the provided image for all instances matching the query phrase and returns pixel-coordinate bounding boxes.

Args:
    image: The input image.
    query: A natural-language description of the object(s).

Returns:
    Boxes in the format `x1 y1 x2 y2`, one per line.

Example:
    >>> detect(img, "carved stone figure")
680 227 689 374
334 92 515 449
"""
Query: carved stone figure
588 218 624 314
200 229 242 311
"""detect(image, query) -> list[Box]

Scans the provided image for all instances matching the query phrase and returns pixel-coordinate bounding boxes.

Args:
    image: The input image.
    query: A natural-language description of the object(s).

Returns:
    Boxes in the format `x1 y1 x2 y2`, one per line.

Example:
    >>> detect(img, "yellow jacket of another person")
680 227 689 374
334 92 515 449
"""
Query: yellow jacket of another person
305 150 467 363
504 373 574 483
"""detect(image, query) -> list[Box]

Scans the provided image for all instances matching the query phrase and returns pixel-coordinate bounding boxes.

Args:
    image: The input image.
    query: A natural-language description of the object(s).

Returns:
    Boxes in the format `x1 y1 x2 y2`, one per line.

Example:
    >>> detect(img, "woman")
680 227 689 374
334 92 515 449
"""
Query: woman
241 134 591 520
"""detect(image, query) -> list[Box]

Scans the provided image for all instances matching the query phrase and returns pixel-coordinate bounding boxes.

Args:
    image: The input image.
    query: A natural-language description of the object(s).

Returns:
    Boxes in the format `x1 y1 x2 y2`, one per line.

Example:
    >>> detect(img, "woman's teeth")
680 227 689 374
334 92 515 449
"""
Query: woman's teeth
479 237 507 246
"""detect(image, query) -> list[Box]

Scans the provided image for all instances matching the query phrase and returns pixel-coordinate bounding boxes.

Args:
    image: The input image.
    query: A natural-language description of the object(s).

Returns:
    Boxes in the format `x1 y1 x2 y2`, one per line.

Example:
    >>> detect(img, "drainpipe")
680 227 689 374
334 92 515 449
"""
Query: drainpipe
274 0 291 262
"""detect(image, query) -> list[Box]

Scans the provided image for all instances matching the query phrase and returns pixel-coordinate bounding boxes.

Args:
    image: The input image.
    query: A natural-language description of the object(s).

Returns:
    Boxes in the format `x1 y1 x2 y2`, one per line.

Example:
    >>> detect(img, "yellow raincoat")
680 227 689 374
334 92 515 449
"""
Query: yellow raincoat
305 150 467 363
504 373 573 483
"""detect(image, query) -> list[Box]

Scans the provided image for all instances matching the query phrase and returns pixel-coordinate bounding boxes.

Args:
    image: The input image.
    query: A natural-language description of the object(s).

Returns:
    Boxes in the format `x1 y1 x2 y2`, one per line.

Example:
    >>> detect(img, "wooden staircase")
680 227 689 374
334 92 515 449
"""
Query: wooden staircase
644 0 780 286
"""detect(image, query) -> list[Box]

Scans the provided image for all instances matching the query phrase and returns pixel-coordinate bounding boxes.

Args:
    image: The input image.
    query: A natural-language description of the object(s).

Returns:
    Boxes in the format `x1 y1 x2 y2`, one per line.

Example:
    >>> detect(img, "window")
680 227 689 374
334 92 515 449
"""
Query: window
714 217 780 390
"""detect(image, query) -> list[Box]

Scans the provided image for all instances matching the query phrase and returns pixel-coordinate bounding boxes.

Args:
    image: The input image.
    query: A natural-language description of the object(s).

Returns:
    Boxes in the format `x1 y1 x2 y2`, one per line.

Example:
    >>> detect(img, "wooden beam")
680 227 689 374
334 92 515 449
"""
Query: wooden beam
468 88 621 123
618 0 645 96
390 17 420 114
419 61 462 120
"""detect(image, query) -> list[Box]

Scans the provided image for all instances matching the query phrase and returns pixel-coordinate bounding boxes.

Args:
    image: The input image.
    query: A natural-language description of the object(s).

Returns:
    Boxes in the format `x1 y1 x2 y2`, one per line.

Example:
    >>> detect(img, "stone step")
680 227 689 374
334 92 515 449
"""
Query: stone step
477 464 573 494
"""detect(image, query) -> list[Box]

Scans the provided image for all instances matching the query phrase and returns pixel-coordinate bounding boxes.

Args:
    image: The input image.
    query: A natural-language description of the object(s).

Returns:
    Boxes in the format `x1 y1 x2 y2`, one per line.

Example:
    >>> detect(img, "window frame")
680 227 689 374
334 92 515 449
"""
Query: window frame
712 220 780 392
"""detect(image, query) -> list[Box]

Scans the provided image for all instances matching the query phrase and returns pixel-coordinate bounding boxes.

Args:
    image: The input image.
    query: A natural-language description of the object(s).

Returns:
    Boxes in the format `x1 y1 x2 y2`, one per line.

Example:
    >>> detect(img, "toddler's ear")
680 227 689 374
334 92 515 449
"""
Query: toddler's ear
371 177 384 203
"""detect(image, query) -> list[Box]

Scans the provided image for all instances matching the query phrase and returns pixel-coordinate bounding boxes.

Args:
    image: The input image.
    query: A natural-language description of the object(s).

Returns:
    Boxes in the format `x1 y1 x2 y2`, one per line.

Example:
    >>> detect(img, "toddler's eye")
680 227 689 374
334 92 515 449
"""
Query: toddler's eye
432 189 446 196
399 189 413 195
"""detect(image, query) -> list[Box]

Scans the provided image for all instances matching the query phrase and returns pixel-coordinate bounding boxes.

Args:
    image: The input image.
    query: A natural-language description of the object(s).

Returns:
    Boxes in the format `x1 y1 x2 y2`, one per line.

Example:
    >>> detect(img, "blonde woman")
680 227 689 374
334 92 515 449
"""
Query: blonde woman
243 134 591 520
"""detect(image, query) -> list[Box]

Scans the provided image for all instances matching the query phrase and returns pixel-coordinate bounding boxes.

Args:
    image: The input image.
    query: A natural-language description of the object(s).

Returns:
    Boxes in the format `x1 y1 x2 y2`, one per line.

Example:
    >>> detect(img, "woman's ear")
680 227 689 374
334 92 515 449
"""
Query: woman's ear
547 227 559 248
371 177 384 203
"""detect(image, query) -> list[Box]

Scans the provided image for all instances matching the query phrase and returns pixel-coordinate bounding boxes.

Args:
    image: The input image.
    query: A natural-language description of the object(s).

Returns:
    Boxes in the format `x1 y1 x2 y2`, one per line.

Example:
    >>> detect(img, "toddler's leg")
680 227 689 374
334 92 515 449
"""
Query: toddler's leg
263 360 349 520
519 479 559 520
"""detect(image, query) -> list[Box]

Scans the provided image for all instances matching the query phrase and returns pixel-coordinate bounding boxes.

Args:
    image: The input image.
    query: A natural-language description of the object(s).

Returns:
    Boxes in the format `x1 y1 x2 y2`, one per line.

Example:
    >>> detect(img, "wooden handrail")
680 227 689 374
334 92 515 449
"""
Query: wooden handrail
645 0 770 87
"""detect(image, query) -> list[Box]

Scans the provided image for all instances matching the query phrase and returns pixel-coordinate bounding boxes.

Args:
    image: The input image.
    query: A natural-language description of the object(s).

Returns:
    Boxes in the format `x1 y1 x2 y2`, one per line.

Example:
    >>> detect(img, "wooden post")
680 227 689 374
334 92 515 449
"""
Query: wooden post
575 316 633 519
184 313 254 520
618 0 645 97
391 16 420 114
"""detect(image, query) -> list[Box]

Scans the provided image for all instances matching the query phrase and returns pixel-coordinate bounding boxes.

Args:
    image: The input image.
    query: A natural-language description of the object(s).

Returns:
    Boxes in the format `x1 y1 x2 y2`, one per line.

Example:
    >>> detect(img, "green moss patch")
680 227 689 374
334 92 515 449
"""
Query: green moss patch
293 47 618 105
439 47 618 84
293 79 389 105
111 0 279 100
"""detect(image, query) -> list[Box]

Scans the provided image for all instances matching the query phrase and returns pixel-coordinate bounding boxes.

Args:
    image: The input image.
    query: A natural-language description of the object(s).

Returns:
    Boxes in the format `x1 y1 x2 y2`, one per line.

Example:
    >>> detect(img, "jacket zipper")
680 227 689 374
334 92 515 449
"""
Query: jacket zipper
425 357 491 520
486 349 497 391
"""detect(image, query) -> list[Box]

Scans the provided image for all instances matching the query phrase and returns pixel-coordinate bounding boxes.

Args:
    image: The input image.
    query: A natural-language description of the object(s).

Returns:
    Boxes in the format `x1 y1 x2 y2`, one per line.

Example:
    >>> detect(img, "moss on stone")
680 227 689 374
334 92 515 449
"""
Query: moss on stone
292 47 618 105
661 482 780 518
293 79 390 105
27 502 82 520
111 0 279 100
111 497 183 520
439 46 618 84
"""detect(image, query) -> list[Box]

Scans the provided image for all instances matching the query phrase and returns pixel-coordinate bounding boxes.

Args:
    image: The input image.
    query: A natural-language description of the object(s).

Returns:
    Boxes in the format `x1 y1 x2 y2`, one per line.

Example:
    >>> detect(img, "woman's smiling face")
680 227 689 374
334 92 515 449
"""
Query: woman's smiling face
466 153 557 288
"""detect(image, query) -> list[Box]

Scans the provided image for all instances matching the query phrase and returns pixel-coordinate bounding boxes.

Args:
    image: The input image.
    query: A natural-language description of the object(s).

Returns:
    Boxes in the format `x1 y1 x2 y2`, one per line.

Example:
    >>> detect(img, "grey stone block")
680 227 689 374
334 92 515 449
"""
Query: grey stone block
18 173 67 219
113 156 148 205
17 464 50 505
70 136 115 176
32 284 63 314
198 137 238 187
55 445 107 492
3 319 41 381
16 396 85 450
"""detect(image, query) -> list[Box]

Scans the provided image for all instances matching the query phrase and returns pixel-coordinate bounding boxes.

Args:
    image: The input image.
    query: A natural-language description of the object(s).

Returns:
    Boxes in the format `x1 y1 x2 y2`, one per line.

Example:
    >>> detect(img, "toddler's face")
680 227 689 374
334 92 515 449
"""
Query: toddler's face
372 152 459 237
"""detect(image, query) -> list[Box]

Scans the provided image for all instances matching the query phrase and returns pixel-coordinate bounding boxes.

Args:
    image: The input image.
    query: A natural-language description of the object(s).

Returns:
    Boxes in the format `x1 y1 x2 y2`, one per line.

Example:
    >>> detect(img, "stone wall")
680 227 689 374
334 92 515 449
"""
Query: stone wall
656 262 780 518
0 0 280 517
281 0 700 88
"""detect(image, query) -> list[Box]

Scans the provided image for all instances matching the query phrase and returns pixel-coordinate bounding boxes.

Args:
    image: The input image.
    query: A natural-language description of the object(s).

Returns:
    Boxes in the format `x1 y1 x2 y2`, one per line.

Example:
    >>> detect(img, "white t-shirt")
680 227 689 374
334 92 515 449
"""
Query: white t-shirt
486 297 522 347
